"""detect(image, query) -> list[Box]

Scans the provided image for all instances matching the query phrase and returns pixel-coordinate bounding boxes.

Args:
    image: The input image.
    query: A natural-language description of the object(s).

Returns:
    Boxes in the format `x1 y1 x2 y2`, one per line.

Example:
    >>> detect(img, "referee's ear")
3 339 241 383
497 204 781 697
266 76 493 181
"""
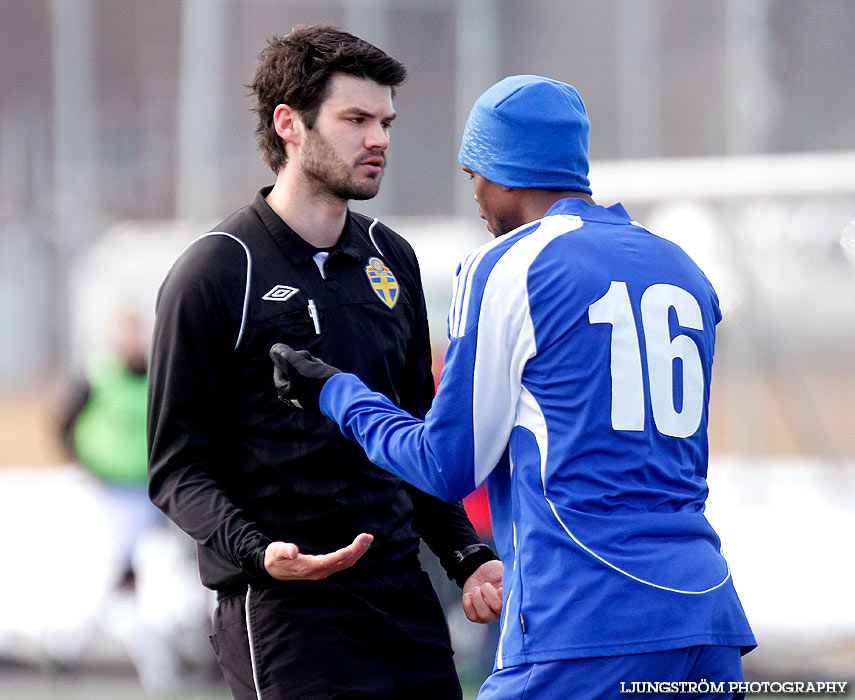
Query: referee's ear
273 103 301 146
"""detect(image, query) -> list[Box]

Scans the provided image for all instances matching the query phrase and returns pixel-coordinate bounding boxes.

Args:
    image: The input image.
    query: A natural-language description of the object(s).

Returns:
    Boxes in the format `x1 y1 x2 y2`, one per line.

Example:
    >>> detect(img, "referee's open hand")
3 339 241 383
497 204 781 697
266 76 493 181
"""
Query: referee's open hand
263 534 374 581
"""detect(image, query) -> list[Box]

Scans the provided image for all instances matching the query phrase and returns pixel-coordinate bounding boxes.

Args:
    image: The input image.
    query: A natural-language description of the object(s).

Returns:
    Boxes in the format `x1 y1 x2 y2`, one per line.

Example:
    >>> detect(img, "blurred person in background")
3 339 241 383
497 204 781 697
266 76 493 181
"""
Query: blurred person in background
271 75 756 699
147 26 501 700
57 308 179 696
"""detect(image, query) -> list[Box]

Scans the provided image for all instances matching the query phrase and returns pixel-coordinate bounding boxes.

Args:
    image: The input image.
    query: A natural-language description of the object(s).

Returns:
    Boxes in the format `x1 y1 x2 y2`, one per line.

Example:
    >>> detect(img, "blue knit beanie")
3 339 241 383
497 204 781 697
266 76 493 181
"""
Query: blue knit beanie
458 75 591 193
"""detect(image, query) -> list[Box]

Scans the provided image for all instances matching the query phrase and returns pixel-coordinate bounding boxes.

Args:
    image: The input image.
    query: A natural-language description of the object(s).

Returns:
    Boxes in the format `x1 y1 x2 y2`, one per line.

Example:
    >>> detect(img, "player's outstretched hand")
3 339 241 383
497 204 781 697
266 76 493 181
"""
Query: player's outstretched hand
263 534 374 581
270 343 341 411
462 559 504 623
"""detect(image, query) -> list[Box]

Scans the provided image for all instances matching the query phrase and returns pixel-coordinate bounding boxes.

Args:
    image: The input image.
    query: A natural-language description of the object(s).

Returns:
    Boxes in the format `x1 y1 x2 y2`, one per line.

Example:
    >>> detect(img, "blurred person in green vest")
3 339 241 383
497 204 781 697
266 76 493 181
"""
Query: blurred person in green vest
57 308 179 696
60 310 150 488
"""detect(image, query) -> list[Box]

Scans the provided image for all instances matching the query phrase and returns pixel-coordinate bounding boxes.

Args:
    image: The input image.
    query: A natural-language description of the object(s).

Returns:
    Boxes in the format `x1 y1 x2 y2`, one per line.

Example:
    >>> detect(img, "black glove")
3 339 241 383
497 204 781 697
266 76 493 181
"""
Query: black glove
269 343 341 411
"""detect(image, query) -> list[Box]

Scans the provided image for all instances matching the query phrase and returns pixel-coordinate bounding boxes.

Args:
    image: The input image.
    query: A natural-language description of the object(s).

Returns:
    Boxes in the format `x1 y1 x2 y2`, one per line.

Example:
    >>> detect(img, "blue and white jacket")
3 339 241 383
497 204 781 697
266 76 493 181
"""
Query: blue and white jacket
321 197 755 668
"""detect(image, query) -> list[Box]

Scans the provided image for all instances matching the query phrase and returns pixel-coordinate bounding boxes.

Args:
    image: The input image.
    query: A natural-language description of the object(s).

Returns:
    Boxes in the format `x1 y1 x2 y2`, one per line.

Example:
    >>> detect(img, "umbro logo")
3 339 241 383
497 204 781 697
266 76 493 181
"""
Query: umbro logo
262 285 299 302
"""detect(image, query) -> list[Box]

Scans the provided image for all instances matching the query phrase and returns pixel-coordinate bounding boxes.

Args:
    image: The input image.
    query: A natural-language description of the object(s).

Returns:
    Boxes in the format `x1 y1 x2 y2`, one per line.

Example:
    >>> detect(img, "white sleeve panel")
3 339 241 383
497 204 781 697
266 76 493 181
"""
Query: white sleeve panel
469 215 582 484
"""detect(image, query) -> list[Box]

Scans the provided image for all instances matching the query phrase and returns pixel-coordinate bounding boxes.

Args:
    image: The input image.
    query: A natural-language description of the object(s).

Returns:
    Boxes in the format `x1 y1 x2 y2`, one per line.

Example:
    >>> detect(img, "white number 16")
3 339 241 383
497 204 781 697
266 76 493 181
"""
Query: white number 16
588 281 704 438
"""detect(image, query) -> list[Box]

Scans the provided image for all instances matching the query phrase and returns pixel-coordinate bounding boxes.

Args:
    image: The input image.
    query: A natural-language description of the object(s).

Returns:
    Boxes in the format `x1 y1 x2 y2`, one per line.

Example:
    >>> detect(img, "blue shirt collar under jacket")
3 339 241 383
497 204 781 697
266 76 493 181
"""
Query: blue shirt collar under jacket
543 197 632 225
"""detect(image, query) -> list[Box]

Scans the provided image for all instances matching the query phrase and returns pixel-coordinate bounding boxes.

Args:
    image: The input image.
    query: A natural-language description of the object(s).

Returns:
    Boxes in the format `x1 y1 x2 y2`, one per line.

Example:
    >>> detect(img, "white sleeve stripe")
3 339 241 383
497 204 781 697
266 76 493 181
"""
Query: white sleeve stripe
454 247 491 337
177 232 253 351
450 218 556 338
450 236 508 338
449 247 483 337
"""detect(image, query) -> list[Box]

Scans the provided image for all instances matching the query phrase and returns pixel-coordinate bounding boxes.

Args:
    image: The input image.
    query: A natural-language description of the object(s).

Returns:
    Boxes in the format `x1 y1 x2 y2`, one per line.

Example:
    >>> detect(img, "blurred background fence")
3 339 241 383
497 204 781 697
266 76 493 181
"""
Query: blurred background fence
1 0 854 696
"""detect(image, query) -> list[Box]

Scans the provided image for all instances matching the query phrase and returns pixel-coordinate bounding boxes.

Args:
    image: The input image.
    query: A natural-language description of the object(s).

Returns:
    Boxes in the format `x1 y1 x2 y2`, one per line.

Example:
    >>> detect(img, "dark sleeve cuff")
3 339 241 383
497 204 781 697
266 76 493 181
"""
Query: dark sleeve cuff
253 547 269 579
447 543 499 588
238 538 274 580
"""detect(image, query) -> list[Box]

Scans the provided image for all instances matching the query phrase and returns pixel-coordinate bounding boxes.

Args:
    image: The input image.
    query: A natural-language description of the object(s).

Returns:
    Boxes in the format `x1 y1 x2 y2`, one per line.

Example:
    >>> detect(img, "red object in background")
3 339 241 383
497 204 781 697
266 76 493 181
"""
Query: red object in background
463 484 493 540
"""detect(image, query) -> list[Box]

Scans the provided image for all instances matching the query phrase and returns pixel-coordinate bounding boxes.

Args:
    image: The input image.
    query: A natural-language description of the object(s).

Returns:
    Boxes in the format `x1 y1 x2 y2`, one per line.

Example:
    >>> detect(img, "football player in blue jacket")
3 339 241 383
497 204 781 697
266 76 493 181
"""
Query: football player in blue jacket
272 75 755 699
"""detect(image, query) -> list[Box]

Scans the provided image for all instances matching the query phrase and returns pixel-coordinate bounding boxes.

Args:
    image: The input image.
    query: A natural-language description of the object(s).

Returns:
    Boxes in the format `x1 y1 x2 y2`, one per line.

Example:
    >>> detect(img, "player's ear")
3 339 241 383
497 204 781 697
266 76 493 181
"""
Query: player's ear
273 104 301 145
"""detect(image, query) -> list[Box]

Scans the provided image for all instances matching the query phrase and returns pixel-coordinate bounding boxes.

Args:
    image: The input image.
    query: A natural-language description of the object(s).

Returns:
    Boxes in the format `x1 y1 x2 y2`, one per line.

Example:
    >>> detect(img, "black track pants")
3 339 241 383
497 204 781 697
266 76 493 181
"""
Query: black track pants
209 571 463 700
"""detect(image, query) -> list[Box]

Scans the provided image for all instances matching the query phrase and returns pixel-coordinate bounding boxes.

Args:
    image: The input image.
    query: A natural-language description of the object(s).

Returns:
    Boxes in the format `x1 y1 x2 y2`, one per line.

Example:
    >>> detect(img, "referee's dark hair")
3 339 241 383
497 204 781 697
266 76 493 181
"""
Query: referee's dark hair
248 25 407 174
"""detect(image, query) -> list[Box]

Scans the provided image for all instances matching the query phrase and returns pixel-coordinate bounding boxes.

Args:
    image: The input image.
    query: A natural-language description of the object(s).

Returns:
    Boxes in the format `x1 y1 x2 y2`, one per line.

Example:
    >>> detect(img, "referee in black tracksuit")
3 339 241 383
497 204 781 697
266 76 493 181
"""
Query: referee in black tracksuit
147 27 502 700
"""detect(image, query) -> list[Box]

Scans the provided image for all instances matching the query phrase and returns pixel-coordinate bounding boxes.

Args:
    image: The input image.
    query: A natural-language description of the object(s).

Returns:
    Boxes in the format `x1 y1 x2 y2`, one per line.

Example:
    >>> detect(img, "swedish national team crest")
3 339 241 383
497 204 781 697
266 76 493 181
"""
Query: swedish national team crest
364 256 399 309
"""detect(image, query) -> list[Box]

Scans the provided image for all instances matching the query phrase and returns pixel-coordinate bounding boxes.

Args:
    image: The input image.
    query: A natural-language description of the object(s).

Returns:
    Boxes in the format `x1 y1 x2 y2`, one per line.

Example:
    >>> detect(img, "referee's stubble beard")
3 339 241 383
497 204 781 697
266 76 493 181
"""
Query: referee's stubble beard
300 123 387 202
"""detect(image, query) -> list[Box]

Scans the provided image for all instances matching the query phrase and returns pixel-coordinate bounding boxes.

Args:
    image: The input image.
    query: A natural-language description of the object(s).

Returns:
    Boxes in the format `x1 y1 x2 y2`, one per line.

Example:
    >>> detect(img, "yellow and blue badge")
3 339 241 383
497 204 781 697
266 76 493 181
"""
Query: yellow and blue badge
364 256 399 309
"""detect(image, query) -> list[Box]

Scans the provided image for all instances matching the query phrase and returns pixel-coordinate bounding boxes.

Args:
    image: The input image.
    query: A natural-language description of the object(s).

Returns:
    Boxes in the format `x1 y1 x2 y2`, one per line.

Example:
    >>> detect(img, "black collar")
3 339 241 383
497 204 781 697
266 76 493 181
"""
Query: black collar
253 186 365 265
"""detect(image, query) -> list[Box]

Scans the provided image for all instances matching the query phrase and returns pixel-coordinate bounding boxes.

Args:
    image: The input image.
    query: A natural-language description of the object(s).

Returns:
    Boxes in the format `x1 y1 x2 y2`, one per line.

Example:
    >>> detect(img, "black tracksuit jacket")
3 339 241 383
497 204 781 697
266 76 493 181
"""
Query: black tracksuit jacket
147 187 489 592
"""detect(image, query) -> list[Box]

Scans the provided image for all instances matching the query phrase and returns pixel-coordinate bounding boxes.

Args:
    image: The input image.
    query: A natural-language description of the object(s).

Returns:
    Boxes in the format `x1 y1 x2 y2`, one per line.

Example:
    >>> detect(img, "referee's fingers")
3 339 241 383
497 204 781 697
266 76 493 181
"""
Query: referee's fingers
482 581 503 614
464 583 502 623
341 532 373 560
464 589 490 623
315 533 374 578
462 592 482 622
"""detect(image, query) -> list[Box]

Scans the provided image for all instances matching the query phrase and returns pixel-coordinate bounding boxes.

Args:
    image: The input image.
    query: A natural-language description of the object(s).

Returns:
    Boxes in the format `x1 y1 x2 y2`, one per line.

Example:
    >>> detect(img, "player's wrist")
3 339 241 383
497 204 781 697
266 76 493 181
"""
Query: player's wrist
317 370 343 403
449 543 498 588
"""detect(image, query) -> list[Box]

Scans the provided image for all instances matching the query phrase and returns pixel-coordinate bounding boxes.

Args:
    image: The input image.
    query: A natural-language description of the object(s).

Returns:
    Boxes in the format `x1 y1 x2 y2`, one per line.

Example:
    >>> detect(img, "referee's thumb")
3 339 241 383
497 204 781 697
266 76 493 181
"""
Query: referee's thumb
274 541 299 560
